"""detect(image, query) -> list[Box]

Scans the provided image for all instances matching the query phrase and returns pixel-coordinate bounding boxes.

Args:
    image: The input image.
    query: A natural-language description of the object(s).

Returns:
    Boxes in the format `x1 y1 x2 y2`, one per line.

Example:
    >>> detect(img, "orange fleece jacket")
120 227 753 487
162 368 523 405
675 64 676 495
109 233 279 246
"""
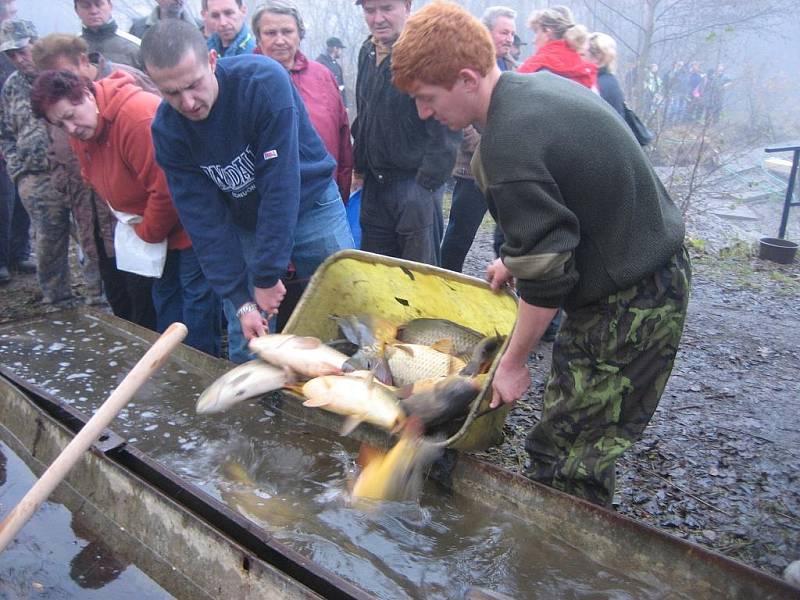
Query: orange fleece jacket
71 71 190 250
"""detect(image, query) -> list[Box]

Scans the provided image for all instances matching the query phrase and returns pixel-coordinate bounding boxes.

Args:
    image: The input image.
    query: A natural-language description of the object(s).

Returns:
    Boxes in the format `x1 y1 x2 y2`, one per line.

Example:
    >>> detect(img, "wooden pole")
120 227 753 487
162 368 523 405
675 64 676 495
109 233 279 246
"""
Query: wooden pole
0 322 188 553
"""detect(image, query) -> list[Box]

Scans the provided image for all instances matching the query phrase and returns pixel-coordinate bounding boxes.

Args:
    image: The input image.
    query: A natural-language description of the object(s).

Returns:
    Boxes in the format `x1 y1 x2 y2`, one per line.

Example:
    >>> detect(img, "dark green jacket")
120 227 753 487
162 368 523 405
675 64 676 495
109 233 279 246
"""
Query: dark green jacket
473 71 684 310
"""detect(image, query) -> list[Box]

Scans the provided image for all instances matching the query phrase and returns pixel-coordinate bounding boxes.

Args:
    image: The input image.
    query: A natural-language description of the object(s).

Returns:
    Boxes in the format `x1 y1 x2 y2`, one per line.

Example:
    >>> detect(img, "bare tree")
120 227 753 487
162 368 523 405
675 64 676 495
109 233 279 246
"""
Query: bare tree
580 0 794 110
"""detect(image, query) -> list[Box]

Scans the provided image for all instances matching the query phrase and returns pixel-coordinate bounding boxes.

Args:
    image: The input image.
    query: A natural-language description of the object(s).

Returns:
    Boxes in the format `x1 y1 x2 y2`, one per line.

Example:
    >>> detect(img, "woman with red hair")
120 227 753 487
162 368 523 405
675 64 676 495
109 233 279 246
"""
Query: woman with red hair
518 5 596 90
31 70 221 356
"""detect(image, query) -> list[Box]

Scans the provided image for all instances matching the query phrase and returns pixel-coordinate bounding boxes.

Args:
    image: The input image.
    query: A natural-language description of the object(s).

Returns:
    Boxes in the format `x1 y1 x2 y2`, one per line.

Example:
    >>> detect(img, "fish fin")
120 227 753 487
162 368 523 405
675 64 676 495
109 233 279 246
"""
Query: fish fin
372 357 394 386
340 415 363 436
448 357 467 375
330 315 357 343
295 336 322 349
320 364 344 376
393 343 415 356
395 383 415 399
356 442 384 469
302 396 329 407
283 383 305 396
430 339 454 355
458 363 476 377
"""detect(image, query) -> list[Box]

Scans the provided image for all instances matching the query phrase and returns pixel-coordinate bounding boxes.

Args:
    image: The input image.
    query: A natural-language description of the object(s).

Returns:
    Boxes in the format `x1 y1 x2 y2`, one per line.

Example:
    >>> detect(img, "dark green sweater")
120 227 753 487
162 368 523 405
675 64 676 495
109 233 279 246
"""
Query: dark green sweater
473 72 685 310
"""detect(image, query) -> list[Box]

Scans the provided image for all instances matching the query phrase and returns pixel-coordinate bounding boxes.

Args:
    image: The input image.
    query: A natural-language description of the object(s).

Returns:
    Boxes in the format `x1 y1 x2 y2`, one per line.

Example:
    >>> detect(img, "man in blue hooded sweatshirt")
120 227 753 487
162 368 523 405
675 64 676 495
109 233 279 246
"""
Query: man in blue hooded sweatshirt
143 20 353 362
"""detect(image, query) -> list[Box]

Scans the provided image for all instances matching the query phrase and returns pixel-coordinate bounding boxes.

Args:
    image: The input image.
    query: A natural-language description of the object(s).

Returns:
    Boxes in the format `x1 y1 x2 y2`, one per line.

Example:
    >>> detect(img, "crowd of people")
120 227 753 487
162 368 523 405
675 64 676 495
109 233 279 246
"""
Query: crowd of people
1 0 690 508
630 59 732 125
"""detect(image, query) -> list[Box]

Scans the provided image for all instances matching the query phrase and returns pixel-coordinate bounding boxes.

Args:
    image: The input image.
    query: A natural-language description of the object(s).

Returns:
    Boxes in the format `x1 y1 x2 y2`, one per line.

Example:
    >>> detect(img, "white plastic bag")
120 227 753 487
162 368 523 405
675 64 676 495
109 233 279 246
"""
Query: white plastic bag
111 210 167 278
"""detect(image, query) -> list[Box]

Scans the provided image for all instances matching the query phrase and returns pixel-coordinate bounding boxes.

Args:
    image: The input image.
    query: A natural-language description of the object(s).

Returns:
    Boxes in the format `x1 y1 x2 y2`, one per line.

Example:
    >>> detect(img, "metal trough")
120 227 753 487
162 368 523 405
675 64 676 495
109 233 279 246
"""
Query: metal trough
0 376 328 599
0 308 796 599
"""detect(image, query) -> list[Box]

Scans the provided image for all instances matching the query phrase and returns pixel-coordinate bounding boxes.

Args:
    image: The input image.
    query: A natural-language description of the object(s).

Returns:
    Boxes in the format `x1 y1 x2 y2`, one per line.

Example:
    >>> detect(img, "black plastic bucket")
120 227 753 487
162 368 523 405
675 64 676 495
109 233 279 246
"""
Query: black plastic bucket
759 237 798 264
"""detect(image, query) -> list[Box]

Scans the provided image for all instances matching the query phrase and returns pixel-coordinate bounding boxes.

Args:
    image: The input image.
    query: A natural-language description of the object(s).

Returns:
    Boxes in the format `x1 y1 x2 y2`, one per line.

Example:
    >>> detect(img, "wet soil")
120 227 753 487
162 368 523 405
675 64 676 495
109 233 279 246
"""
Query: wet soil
1 230 798 582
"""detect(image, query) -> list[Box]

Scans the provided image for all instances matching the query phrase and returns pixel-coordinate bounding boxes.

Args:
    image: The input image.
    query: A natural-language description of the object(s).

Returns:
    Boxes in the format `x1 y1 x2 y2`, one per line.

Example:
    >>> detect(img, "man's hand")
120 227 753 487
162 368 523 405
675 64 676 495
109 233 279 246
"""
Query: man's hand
486 258 514 292
239 309 268 341
490 354 530 409
254 280 286 319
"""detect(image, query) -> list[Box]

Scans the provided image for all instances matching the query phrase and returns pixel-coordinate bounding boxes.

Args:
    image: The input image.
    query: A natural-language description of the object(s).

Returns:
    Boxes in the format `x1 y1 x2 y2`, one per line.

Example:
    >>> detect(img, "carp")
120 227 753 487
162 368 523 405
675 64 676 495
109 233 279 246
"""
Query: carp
331 314 396 384
196 360 287 414
301 375 406 435
395 318 483 357
386 343 466 386
249 334 348 379
332 314 398 346
219 461 295 531
351 420 441 501
459 334 505 377
399 374 486 432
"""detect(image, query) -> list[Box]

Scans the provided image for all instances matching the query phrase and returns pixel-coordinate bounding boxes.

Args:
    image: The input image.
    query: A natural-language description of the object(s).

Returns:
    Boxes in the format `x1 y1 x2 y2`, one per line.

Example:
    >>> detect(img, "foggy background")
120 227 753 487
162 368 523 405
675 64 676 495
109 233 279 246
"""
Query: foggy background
22 0 800 142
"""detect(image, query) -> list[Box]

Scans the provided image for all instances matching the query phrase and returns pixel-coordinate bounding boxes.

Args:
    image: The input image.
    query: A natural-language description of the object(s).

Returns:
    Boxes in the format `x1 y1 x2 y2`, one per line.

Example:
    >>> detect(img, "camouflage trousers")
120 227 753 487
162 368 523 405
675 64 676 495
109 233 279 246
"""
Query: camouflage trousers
526 246 691 506
52 163 116 299
17 172 73 304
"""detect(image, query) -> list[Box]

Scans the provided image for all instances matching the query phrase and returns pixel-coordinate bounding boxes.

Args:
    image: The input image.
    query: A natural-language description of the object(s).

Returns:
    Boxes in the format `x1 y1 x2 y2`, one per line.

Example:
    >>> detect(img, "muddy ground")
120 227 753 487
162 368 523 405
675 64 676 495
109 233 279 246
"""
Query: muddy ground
1 225 798 582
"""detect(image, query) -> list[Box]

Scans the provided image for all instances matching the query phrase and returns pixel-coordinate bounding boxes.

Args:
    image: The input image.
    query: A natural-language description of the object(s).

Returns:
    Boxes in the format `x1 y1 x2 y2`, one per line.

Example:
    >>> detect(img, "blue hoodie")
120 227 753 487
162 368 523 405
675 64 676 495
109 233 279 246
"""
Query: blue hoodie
152 55 335 308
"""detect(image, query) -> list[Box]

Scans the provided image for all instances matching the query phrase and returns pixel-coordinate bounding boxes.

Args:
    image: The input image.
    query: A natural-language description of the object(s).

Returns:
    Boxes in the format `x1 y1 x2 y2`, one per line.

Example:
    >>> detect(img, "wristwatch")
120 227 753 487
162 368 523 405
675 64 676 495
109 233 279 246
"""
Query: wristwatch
235 301 260 319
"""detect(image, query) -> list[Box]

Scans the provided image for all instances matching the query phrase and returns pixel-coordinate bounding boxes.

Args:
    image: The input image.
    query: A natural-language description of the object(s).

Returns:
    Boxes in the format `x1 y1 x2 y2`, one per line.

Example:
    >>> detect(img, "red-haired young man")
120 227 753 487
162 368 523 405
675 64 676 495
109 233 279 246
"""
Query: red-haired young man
392 2 691 507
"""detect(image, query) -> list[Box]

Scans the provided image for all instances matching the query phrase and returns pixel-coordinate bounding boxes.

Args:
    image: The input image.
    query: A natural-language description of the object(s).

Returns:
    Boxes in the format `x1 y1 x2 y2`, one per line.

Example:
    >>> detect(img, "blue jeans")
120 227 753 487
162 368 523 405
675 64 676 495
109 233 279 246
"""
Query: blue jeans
224 180 354 363
0 167 31 269
360 174 444 266
440 176 487 272
152 247 222 357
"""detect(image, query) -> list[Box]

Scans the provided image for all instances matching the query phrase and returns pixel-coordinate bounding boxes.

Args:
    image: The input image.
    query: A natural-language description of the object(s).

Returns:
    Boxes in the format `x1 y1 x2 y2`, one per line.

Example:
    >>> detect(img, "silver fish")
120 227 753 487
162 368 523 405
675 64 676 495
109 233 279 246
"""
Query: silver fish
196 360 287 414
249 334 348 379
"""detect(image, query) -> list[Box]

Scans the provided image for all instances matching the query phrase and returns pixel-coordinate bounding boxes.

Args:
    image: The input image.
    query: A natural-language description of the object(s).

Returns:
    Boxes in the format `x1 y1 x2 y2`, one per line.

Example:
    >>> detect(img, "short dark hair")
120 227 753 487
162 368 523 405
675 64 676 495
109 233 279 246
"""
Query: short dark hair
74 0 111 10
30 70 95 121
201 0 244 10
141 19 207 70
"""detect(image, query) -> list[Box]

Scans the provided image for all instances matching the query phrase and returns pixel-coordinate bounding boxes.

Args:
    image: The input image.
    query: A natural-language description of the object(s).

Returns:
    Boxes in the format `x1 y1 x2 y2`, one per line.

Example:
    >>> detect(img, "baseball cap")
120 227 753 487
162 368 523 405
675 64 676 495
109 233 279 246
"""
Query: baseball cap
326 36 345 49
513 34 527 47
0 19 36 53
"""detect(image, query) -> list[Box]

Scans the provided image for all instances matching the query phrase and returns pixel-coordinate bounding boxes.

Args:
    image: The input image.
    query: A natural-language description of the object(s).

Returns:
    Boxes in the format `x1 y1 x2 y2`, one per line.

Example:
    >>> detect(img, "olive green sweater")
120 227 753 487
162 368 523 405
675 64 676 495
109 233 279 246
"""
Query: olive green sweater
473 72 685 310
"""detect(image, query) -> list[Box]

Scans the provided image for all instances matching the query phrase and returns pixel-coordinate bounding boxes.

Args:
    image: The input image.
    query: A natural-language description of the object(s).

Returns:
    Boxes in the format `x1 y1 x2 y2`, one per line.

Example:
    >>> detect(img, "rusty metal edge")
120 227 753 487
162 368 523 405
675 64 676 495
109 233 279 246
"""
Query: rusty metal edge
450 455 799 598
0 365 372 600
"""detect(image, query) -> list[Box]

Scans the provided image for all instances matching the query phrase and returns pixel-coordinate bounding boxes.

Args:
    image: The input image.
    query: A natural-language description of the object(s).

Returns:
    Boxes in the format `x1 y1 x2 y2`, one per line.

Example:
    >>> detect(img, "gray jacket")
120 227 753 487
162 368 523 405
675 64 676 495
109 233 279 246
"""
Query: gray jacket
80 19 143 71
129 7 203 40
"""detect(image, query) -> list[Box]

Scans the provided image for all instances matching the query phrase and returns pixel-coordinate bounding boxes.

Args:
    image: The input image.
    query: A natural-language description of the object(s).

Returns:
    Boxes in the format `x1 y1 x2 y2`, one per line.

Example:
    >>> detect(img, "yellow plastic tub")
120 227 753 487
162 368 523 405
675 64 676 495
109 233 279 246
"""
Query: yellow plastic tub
283 249 518 451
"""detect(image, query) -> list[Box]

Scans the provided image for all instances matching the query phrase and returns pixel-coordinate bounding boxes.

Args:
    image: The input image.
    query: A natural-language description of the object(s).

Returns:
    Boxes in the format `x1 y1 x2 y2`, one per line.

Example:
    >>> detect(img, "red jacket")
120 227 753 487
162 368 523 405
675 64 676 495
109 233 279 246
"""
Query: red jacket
518 40 597 89
71 71 190 250
255 48 353 202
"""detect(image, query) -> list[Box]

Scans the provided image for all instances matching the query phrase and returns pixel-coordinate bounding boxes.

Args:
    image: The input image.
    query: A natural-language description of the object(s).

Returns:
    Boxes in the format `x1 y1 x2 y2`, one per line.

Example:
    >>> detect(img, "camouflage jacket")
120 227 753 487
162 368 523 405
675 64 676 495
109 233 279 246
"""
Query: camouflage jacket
0 69 52 181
